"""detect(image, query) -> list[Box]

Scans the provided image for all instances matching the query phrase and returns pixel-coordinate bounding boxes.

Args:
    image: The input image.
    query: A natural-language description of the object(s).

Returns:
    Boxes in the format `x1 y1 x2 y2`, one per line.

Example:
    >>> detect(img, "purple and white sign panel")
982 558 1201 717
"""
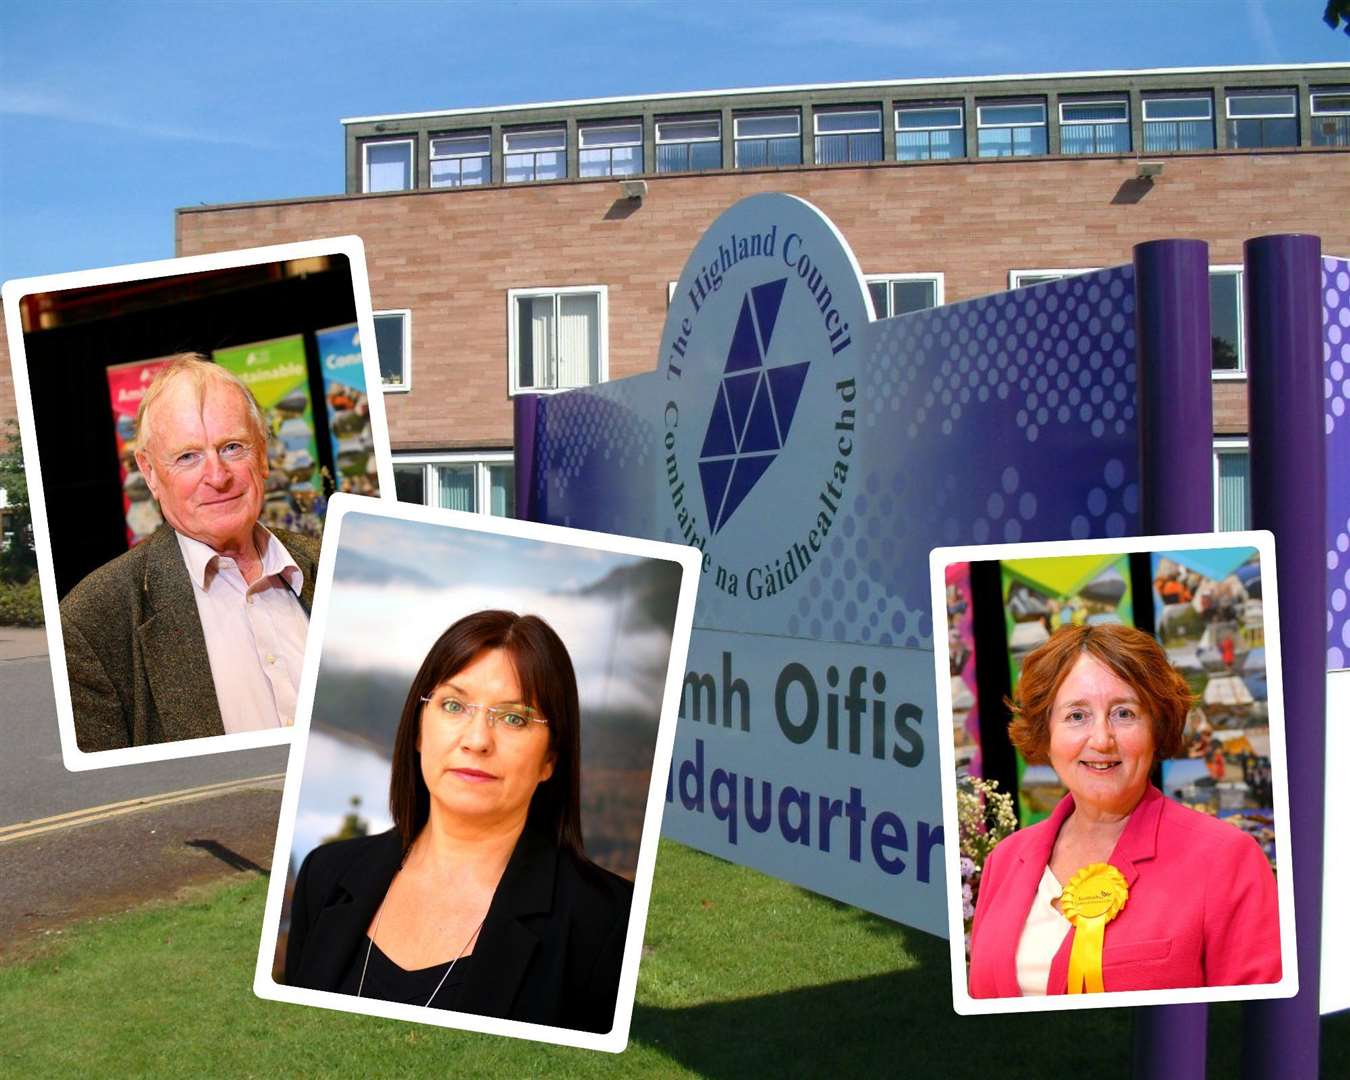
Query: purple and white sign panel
521 194 1142 935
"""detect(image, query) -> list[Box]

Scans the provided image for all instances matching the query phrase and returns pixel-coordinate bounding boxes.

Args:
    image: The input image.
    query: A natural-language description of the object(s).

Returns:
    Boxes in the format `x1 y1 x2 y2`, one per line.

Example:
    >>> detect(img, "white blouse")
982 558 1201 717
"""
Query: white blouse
1015 866 1073 996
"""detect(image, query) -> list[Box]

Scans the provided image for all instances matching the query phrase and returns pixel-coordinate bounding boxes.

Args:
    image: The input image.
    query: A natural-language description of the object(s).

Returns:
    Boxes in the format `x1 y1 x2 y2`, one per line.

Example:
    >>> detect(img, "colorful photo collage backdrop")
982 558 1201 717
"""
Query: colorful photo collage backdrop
105 356 173 547
1001 554 1134 825
1153 547 1275 870
946 562 980 779
314 323 378 498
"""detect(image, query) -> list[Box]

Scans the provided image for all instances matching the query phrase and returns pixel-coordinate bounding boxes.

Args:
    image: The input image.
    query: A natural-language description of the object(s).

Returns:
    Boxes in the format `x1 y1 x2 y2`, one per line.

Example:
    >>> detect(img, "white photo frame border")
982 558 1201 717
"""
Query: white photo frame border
1 235 397 771
252 492 702 1053
928 529 1298 1015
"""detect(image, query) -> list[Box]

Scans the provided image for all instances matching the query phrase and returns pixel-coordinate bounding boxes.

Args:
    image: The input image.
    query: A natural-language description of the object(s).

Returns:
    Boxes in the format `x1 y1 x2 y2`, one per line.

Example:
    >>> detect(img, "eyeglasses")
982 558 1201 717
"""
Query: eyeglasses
419 694 548 732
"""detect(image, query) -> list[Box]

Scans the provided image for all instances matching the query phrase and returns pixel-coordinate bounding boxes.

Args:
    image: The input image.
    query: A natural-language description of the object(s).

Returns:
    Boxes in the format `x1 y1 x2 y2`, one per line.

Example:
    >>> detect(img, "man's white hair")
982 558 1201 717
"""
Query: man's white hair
135 353 269 453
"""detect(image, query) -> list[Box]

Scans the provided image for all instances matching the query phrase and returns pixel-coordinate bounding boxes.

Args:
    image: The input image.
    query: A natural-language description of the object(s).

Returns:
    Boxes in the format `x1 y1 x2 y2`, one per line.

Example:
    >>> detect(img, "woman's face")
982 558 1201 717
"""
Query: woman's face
418 647 555 830
1047 652 1156 819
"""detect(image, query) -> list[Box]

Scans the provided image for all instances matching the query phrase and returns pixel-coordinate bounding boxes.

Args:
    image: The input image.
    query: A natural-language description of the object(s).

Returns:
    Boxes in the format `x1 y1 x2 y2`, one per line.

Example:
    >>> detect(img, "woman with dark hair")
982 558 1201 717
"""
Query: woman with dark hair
285 610 632 1033
968 623 1280 998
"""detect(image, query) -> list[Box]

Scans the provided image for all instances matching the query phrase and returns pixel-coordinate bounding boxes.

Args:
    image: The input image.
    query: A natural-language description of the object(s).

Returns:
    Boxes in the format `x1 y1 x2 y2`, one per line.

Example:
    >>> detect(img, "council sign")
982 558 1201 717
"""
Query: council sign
521 193 1142 934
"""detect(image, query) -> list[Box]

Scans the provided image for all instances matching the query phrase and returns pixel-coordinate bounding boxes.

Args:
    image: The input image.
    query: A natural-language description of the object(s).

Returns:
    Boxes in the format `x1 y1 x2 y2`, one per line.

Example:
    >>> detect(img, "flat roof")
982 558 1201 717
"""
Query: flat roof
340 61 1350 125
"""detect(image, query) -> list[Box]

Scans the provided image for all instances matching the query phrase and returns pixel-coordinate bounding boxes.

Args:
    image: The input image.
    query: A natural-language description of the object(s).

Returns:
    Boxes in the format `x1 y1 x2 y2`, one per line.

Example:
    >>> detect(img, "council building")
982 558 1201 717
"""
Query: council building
5 62 1349 529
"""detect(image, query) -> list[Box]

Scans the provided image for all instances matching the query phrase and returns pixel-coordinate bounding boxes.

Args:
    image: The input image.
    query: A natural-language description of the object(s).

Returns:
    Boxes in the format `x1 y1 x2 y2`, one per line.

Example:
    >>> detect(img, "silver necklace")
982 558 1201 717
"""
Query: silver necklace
357 866 486 1008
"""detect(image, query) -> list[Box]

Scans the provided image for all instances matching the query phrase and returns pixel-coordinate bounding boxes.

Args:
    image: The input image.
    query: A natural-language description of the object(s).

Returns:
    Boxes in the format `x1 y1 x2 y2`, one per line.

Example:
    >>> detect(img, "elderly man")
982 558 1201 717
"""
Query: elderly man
60 355 320 751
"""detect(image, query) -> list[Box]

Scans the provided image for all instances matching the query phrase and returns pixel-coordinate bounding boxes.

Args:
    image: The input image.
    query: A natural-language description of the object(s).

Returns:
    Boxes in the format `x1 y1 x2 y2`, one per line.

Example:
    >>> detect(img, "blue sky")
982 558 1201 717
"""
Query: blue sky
1 0 1345 283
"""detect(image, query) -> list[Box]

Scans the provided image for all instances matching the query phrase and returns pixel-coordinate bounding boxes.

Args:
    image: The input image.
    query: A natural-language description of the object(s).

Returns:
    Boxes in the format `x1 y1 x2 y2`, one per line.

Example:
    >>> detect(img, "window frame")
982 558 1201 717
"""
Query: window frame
1058 98 1131 155
864 273 946 318
976 99 1049 158
1141 93 1216 152
1007 267 1099 290
361 137 416 193
429 132 491 188
506 285 609 396
1208 264 1246 381
655 116 723 173
1311 90 1350 146
578 121 644 178
392 451 516 517
1212 438 1251 532
373 308 412 393
503 126 568 184
1224 89 1299 149
894 102 965 160
813 106 883 164
732 111 802 169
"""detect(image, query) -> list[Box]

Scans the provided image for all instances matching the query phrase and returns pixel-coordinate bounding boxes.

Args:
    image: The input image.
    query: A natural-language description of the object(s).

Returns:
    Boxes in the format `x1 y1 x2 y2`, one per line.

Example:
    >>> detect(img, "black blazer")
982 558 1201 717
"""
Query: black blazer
285 826 633 1034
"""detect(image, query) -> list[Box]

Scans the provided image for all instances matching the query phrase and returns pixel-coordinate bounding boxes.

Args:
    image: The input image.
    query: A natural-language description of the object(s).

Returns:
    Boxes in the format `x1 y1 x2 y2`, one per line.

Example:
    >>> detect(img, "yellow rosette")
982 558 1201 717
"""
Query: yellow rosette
1060 863 1129 994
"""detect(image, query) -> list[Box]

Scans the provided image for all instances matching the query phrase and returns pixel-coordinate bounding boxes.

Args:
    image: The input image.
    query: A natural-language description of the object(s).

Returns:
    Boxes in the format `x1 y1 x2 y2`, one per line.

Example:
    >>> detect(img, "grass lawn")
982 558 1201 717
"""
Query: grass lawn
2 839 1345 1078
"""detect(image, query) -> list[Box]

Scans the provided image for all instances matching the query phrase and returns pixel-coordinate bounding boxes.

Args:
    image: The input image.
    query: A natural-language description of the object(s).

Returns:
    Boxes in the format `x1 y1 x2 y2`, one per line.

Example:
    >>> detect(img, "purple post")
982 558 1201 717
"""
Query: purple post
1131 238 1213 1080
1240 234 1325 1080
512 393 542 522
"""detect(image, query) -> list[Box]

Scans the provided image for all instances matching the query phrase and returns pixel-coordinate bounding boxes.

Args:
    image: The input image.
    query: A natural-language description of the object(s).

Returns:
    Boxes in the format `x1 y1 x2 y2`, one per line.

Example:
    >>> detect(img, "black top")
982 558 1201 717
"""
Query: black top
337 938 474 1009
285 826 633 1034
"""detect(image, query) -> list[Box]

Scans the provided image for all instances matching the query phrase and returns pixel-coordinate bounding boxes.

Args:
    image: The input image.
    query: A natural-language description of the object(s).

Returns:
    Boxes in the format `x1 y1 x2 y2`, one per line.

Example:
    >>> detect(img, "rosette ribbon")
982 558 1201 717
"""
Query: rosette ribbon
1060 862 1129 994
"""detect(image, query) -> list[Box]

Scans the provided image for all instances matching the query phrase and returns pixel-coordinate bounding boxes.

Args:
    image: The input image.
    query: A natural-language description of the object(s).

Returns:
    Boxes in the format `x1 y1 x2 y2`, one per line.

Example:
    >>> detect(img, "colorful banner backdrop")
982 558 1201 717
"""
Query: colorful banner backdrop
1152 546 1275 871
105 355 173 547
520 193 1142 935
1325 256 1350 671
315 323 377 497
212 335 323 538
1000 553 1134 824
945 562 980 778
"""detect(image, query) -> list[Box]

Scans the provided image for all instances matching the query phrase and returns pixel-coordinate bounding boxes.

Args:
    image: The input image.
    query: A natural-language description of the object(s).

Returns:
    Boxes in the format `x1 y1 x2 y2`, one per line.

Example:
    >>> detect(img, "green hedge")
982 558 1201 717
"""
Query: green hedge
0 578 44 626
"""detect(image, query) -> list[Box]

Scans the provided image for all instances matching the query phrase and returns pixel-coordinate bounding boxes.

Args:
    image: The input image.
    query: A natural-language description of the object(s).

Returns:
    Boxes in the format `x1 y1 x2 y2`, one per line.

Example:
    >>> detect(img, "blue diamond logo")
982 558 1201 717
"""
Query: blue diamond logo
699 278 809 533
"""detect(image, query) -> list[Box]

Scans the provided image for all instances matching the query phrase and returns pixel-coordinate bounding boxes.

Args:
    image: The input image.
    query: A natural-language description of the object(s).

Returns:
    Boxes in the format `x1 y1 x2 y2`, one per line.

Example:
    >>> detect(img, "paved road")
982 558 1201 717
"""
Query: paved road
0 627 290 829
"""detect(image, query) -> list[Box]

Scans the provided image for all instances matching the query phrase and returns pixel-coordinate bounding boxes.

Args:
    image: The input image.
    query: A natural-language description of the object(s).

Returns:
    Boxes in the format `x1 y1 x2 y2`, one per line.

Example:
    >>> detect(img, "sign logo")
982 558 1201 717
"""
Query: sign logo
660 195 869 604
698 278 809 534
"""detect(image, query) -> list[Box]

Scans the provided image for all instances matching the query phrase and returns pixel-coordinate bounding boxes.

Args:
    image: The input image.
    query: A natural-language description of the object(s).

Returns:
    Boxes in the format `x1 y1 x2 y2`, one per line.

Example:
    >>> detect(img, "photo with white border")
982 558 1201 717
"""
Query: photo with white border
254 493 700 1052
2 237 394 769
929 530 1297 1015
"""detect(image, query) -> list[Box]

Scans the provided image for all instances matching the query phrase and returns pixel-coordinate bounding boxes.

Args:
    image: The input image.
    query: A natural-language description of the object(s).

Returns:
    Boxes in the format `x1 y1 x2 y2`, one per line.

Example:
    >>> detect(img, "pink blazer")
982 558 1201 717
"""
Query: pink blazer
968 785 1281 997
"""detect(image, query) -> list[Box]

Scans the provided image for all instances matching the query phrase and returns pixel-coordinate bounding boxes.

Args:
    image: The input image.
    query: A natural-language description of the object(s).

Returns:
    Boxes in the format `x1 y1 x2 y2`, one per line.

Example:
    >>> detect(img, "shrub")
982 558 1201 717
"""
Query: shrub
0 578 44 626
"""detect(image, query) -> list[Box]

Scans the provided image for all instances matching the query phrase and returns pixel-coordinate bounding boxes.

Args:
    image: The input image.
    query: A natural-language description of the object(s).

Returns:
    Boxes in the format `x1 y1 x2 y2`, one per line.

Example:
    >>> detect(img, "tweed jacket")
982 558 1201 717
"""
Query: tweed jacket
968 785 1281 997
58 523 320 751
285 826 633 1034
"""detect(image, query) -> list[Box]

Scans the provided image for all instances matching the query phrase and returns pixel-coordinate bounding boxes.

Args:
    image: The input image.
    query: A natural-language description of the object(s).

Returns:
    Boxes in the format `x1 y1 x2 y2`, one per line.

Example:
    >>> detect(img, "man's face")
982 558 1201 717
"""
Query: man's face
135 378 268 554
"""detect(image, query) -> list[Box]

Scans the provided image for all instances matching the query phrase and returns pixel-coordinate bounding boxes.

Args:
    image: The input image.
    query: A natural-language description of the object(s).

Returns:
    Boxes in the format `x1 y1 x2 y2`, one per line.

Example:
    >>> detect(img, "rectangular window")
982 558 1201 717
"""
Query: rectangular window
814 108 882 163
503 127 566 183
655 117 721 173
1059 99 1131 155
1008 268 1098 289
1210 267 1244 374
363 139 414 193
579 122 643 177
508 286 607 393
1225 90 1298 149
393 454 516 517
1214 443 1250 530
977 101 1048 157
430 133 490 188
733 113 802 168
895 104 965 161
866 274 944 318
373 309 411 391
1311 90 1350 148
1142 95 1216 152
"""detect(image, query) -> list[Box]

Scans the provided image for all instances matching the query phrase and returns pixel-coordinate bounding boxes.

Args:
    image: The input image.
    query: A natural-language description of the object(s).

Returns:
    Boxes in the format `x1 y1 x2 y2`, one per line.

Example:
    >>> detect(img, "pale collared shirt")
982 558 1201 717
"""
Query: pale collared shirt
176 524 309 734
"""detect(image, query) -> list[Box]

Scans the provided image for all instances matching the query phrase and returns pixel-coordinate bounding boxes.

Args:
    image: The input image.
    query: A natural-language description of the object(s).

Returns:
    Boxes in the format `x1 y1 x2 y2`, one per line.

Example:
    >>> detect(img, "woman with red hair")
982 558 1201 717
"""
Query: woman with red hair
968 623 1280 998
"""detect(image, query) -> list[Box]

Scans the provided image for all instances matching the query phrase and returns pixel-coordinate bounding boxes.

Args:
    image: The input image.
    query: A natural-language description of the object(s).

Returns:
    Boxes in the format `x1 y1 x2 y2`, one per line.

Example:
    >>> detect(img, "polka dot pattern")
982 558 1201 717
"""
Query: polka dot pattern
1325 257 1350 670
531 266 1142 654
